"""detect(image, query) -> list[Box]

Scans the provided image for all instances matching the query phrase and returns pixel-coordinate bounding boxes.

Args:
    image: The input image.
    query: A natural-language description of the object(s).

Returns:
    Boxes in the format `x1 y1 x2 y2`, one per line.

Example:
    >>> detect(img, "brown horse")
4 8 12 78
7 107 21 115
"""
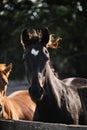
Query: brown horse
21 28 87 125
0 63 36 120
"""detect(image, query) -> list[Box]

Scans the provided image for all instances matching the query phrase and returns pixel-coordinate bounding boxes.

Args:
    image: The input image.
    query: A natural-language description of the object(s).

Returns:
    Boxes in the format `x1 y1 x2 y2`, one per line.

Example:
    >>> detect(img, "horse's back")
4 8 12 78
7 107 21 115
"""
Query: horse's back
63 77 87 89
8 90 36 120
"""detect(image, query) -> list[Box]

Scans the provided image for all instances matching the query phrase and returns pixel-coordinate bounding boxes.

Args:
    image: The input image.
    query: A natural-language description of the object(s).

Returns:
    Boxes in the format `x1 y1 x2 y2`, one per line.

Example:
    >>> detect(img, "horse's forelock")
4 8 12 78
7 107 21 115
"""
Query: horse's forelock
28 28 49 44
28 29 42 40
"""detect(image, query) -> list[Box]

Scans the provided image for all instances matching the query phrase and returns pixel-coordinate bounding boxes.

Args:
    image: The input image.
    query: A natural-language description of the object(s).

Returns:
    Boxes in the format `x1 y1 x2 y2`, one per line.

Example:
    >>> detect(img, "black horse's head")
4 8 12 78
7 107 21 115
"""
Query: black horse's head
21 28 61 102
21 28 50 102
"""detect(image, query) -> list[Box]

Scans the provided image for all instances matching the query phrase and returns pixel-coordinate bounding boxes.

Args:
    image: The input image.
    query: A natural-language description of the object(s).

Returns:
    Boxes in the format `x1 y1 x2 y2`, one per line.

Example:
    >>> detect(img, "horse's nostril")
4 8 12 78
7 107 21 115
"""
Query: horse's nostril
0 104 2 111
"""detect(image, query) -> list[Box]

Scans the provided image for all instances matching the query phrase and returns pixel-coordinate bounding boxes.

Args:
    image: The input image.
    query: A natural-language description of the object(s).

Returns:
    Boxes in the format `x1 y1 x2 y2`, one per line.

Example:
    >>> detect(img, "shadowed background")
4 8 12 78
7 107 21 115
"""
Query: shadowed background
0 0 87 80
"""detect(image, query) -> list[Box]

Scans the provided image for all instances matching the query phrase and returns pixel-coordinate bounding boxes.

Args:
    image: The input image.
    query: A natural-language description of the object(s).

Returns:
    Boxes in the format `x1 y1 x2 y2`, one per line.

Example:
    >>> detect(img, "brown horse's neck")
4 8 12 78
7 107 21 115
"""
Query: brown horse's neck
2 96 14 119
2 95 21 120
1 90 36 120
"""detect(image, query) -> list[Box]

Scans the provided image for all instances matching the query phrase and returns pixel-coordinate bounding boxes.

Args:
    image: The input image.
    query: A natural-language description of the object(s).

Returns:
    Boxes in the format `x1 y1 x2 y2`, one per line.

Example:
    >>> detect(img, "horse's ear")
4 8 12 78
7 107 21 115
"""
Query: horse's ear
4 63 12 78
41 28 49 46
21 29 29 49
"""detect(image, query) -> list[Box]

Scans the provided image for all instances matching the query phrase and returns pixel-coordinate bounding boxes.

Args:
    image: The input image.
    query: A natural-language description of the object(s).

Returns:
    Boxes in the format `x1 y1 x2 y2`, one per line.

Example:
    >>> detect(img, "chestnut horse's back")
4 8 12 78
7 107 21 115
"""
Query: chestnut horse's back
8 90 36 120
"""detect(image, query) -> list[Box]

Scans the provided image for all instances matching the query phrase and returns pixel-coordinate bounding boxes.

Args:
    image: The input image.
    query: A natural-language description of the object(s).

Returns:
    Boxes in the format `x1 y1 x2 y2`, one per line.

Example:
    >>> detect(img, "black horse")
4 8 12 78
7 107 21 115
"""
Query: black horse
21 28 87 125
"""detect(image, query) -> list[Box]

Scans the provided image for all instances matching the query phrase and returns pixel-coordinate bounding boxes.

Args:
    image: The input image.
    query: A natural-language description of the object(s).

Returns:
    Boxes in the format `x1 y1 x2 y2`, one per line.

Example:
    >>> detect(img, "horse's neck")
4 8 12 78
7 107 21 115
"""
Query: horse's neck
2 96 12 119
36 63 65 121
45 62 67 107
45 61 63 88
2 96 19 119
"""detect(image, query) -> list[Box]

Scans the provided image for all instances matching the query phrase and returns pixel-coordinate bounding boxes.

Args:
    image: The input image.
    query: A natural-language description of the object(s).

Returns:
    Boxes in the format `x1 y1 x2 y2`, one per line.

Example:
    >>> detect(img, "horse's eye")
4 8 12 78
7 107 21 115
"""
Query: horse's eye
43 47 49 57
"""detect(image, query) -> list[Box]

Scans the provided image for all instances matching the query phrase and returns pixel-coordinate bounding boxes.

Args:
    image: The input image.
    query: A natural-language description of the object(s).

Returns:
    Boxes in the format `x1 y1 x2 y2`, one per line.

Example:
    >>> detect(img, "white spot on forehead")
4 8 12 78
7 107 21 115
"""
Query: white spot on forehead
31 48 39 56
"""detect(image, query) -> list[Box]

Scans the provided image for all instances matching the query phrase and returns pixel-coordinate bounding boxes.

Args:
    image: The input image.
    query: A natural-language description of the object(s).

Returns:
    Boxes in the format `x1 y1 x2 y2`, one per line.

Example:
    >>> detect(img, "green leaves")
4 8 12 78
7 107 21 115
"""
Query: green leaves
0 0 87 79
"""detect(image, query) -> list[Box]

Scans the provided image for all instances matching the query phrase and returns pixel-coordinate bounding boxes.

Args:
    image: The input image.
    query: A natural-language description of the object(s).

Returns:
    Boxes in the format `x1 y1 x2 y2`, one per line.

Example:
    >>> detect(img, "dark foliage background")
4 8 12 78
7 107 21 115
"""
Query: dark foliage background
0 0 87 79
